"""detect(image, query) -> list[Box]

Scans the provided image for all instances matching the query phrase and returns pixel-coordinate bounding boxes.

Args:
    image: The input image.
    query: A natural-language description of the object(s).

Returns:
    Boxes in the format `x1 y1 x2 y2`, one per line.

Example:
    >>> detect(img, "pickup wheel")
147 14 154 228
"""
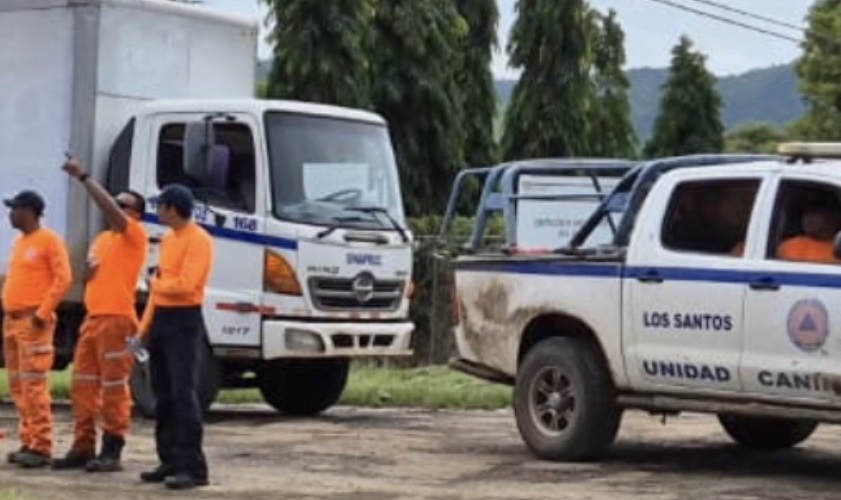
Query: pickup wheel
257 358 349 416
718 414 818 450
514 337 621 461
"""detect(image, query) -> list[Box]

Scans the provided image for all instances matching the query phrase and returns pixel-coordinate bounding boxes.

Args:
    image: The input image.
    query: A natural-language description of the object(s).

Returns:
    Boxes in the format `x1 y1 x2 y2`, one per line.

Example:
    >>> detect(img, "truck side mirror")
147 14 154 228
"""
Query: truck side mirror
834 231 841 260
183 120 216 183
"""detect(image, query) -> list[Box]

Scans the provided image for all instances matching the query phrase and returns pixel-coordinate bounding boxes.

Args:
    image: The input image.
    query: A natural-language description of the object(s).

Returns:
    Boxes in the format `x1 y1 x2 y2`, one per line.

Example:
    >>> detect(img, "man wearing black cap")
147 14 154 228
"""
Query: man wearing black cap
2 190 71 467
134 184 213 490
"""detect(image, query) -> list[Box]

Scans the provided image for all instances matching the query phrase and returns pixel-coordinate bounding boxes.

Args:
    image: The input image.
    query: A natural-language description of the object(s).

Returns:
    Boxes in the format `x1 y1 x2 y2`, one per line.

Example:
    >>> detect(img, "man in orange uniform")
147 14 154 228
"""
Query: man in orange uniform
778 202 841 264
134 184 213 490
2 190 71 468
52 159 148 472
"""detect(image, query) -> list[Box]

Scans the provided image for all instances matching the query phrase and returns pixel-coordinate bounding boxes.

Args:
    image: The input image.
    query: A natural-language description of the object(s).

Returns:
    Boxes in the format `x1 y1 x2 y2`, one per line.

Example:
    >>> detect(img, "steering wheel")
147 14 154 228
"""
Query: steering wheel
317 188 363 203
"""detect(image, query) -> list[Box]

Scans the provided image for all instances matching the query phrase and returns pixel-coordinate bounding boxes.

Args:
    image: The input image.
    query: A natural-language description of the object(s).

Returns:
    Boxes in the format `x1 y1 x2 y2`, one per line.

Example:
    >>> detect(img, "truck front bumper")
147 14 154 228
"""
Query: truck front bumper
262 320 414 359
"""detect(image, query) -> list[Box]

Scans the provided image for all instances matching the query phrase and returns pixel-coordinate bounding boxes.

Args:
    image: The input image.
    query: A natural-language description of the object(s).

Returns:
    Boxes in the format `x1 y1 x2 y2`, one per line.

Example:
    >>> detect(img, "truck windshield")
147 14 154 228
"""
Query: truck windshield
265 112 405 230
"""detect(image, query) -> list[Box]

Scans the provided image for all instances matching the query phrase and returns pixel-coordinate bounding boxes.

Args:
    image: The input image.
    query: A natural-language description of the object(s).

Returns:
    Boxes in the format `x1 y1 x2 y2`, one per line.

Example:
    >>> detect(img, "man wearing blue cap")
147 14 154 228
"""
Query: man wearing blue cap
133 184 213 490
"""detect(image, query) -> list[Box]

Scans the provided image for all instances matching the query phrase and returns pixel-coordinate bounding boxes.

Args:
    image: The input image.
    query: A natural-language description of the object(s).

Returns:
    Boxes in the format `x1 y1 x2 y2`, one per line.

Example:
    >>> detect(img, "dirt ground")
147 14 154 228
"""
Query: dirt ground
1 404 841 500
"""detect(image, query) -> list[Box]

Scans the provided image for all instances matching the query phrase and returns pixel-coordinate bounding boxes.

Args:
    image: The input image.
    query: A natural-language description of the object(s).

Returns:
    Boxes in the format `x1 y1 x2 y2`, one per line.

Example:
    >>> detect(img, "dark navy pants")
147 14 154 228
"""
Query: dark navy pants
148 306 208 480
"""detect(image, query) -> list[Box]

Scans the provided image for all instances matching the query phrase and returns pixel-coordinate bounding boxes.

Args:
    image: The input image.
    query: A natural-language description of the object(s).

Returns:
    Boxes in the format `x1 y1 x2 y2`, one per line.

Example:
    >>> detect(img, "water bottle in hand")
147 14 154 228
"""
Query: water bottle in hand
126 335 149 363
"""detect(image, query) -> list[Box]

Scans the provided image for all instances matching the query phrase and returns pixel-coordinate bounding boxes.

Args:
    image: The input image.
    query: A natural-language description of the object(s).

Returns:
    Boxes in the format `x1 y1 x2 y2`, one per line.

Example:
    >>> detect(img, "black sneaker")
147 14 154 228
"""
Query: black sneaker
17 450 51 469
164 473 209 490
7 447 29 465
52 450 95 470
140 465 175 483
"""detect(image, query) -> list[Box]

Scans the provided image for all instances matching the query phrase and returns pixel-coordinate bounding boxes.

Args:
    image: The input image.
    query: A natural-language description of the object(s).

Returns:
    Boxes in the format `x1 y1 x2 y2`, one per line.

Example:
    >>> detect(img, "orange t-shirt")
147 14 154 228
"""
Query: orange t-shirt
2 228 72 319
777 236 840 264
84 218 148 318
140 222 213 334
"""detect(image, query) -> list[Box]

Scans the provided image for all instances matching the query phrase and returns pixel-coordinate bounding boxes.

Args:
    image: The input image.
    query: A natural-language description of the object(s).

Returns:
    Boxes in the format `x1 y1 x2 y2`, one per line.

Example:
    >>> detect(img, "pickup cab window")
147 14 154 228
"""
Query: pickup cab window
660 179 760 256
765 180 841 265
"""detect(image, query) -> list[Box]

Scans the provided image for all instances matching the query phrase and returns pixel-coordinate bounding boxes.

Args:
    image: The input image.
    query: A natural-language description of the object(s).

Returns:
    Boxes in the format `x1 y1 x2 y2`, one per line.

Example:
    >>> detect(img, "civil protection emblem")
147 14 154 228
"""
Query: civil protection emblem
787 298 829 352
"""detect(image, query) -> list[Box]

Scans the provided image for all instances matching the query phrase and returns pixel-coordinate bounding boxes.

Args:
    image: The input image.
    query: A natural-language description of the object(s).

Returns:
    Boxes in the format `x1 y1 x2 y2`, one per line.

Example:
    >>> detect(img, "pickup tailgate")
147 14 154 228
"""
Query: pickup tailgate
453 257 624 381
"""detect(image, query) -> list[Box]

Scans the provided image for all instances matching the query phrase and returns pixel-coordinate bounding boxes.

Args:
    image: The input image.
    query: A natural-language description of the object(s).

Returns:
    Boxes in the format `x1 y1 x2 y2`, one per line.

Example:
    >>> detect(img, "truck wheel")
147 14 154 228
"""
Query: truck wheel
257 358 349 416
718 414 817 450
514 337 621 461
130 341 221 419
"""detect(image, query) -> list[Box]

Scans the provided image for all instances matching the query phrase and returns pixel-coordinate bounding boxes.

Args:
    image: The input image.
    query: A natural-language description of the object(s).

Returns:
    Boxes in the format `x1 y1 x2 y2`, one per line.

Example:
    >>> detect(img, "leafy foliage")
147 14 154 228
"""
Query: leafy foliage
501 0 596 160
644 36 724 157
261 0 374 108
588 9 637 158
793 0 841 140
724 122 783 154
370 0 469 216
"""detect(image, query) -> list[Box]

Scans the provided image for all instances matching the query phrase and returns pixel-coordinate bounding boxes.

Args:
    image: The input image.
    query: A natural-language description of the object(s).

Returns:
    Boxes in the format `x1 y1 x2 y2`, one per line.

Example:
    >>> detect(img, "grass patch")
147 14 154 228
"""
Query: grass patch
0 490 24 500
341 364 511 409
0 365 511 411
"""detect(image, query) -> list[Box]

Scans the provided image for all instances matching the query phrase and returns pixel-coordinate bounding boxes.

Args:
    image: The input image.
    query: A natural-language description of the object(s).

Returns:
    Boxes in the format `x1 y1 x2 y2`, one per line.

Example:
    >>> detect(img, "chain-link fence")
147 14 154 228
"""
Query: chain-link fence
406 237 457 366
395 216 505 367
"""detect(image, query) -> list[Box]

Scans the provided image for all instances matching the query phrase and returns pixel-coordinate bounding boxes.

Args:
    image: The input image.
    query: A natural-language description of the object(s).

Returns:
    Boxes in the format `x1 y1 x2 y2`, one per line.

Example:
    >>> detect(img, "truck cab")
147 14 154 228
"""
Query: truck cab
115 100 414 416
449 145 841 461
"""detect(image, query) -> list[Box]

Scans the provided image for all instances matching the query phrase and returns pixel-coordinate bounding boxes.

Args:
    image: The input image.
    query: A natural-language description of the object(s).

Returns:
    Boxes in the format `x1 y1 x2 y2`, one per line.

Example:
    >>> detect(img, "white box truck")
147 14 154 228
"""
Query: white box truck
1 0 415 416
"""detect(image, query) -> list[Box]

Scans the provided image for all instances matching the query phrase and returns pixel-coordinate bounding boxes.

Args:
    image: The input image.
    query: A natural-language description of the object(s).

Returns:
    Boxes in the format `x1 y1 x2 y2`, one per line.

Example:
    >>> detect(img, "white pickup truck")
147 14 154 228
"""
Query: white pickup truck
450 145 841 461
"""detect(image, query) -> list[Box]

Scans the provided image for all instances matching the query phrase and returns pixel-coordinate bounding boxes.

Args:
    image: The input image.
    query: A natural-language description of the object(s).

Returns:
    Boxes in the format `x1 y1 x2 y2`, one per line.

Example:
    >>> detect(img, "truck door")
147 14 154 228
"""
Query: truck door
624 176 763 394
144 113 265 349
740 176 841 406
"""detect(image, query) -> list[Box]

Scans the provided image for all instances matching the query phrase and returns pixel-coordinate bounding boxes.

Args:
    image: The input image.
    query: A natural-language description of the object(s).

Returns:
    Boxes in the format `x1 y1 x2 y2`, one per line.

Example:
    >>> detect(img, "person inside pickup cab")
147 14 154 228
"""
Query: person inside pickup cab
777 201 841 264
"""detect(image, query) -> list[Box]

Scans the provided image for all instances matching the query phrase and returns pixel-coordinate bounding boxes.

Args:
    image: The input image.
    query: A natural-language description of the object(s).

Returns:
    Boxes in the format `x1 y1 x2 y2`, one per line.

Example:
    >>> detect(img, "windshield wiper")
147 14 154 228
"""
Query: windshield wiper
345 206 409 243
316 215 368 239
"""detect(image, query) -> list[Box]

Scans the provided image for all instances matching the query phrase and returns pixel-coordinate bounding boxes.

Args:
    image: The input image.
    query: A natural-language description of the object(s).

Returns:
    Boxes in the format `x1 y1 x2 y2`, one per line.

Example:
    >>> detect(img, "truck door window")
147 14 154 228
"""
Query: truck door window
661 179 760 256
765 180 841 265
156 122 257 213
106 118 135 195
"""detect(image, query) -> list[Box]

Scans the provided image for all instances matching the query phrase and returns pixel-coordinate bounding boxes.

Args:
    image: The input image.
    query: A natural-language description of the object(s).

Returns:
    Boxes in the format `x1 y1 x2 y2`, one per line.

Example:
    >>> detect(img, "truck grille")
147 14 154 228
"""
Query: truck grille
309 275 404 311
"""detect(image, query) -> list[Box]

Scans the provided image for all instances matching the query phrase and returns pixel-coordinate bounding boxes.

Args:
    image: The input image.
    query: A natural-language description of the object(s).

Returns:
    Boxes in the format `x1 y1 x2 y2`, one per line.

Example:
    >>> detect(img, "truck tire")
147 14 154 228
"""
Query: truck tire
718 414 817 450
257 358 349 416
130 341 221 419
514 337 621 461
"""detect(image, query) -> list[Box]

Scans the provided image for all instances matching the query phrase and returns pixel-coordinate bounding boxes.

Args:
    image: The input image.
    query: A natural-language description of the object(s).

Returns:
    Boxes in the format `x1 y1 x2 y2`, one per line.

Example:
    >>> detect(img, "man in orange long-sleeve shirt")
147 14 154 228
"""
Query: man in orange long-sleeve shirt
134 184 213 490
2 190 71 468
52 159 148 473
778 202 841 264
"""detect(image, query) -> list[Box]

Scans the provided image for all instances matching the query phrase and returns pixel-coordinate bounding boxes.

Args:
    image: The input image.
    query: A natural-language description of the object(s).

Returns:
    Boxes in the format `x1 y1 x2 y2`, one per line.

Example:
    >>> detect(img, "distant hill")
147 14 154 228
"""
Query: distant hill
257 59 807 140
495 62 807 140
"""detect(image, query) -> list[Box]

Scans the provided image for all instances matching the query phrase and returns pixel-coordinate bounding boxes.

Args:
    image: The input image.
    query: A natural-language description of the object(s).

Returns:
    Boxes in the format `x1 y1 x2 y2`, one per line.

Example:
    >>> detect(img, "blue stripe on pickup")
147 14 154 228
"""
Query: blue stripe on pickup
457 260 841 289
141 213 298 251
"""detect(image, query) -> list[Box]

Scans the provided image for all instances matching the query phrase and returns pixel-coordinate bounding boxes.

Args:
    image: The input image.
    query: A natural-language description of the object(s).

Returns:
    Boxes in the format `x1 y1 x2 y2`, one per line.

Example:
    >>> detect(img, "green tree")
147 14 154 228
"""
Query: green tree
371 0 468 216
588 9 637 158
501 0 595 160
793 0 841 140
724 122 783 154
261 0 374 108
644 36 723 157
453 0 500 167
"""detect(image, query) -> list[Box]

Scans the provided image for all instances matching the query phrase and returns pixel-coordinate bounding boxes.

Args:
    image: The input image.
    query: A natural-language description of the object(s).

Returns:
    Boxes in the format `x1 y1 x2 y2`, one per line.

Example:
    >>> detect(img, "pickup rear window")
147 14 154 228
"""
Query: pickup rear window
661 179 760 256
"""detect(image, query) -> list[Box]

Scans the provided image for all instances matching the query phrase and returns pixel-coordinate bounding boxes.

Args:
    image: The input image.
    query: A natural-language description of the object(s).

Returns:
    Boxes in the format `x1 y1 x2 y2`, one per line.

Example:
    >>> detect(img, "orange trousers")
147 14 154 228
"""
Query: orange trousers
70 316 135 454
3 313 56 456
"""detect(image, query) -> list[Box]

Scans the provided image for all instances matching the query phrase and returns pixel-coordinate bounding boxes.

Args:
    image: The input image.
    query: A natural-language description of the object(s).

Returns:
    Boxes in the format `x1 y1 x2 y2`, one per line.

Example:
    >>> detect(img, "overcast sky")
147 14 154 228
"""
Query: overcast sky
201 0 810 78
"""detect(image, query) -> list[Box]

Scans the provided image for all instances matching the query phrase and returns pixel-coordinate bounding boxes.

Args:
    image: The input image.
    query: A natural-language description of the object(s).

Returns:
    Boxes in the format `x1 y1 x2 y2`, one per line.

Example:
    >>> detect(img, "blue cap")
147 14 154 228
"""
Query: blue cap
4 190 45 217
158 184 194 217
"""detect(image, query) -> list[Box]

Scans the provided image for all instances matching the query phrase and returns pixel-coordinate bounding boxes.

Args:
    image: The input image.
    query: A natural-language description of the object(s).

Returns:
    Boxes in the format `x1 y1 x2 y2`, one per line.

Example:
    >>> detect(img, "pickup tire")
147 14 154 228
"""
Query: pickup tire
130 340 221 419
514 337 621 461
257 358 349 416
718 414 818 450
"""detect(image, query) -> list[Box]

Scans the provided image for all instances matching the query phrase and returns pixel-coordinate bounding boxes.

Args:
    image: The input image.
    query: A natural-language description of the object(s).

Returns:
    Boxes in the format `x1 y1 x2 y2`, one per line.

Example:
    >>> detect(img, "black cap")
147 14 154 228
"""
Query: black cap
158 184 194 217
4 190 45 217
